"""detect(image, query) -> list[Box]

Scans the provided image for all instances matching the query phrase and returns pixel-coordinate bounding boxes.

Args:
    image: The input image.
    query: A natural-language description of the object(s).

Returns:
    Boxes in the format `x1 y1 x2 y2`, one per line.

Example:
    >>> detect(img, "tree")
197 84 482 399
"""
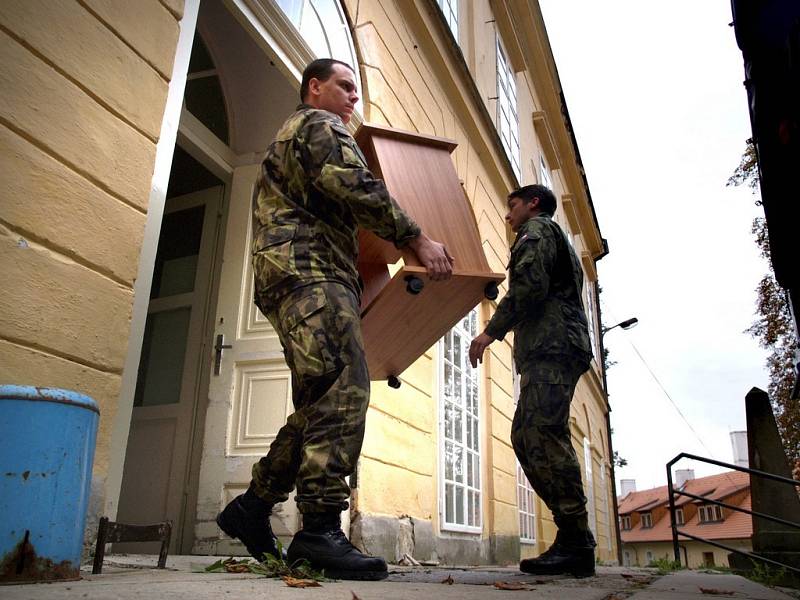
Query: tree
728 141 800 467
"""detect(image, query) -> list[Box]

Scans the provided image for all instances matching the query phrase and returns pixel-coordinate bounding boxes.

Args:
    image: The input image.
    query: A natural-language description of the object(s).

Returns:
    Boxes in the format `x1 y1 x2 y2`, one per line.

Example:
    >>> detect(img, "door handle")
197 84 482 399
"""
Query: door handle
213 333 232 376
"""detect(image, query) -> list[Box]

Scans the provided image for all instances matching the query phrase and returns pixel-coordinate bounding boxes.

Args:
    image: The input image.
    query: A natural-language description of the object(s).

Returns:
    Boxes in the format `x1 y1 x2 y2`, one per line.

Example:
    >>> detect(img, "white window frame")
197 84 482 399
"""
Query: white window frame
698 504 723 523
436 0 458 40
645 550 654 565
513 366 537 544
641 512 653 528
583 438 597 537
675 508 685 525
621 515 631 530
496 36 520 180
439 308 482 533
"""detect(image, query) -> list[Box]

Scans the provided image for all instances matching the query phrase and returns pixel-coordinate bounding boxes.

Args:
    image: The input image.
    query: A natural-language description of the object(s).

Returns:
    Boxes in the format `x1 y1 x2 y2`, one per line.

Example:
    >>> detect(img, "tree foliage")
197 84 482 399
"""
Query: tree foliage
729 142 800 466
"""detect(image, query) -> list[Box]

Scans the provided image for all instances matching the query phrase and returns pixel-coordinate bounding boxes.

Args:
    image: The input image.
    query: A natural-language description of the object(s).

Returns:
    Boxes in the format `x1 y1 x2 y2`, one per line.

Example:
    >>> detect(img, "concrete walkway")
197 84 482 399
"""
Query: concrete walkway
1 555 796 599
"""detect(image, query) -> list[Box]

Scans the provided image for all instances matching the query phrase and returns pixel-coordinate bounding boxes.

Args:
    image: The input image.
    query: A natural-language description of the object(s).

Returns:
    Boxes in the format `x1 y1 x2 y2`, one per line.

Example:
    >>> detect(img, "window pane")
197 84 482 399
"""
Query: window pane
454 403 462 442
134 308 191 407
445 483 454 523
445 402 454 439
455 486 464 524
445 441 454 480
454 446 463 483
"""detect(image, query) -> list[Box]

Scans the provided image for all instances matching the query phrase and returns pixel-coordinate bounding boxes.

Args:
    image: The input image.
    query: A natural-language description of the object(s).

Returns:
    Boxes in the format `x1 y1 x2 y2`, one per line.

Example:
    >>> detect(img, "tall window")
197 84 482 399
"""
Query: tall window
539 155 553 190
275 0 362 112
496 37 520 180
440 309 481 532
599 461 612 550
675 508 685 525
583 438 597 537
513 367 536 543
641 512 653 528
620 515 631 530
437 0 458 40
585 281 599 362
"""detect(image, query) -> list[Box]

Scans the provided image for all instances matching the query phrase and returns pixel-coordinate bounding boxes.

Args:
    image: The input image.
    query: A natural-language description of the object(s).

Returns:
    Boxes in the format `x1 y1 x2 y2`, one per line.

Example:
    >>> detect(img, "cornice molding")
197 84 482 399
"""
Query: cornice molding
507 1 605 258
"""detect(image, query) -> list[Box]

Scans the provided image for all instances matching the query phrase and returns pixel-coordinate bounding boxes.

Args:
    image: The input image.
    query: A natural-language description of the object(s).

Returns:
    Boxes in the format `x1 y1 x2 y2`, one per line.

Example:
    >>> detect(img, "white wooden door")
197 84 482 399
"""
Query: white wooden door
116 186 223 553
192 164 299 554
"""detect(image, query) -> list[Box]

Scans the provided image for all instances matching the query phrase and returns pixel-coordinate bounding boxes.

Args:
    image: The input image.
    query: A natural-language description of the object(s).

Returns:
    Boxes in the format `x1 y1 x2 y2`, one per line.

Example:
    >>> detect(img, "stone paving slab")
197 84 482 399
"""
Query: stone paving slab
0 555 794 600
628 570 794 600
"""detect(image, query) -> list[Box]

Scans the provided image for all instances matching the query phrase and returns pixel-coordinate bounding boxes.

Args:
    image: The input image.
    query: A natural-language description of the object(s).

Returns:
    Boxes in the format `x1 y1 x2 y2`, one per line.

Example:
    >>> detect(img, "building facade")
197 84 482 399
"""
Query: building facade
0 0 614 564
618 471 753 569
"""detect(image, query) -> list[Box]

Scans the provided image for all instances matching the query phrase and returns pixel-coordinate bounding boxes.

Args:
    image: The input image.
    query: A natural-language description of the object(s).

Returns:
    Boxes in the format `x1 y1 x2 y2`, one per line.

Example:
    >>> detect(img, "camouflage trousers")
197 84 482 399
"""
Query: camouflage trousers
512 354 595 547
251 281 369 514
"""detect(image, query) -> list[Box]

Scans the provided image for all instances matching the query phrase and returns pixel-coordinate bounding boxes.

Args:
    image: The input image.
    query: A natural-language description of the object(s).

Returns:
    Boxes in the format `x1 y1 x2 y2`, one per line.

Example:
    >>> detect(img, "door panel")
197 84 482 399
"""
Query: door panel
116 186 223 553
193 164 298 554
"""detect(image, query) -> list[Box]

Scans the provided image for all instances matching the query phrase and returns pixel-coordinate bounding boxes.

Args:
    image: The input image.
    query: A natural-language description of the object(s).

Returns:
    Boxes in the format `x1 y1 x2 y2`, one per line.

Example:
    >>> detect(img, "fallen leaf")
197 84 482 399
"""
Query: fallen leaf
699 588 734 596
351 592 362 600
224 562 252 573
494 581 528 590
621 573 634 579
282 576 322 588
441 575 455 584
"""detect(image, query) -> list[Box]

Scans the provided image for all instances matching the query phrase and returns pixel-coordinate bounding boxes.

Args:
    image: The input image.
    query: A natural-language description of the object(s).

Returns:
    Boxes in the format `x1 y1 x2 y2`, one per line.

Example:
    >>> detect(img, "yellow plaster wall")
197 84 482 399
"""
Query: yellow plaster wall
0 0 181 479
348 0 614 558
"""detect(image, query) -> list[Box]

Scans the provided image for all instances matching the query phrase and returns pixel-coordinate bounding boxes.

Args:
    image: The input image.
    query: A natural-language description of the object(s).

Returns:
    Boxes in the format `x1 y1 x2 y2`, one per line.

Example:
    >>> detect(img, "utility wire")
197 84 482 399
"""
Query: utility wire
603 308 740 489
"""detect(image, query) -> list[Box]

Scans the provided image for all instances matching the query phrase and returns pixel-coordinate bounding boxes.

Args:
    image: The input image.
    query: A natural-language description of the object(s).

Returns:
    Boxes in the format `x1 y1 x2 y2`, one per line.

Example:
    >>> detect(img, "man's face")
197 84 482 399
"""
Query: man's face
307 64 359 124
506 196 538 232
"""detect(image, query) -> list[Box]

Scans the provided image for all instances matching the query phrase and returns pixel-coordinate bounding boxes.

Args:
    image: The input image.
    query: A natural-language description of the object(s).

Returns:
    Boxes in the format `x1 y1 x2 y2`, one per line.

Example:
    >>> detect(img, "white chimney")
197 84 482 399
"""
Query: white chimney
619 479 636 497
730 430 749 468
675 469 695 488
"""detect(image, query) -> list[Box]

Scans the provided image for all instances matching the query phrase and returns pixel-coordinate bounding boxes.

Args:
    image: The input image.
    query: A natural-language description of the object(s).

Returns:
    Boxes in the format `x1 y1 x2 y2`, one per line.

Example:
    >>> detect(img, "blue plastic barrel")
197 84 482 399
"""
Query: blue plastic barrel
0 385 99 583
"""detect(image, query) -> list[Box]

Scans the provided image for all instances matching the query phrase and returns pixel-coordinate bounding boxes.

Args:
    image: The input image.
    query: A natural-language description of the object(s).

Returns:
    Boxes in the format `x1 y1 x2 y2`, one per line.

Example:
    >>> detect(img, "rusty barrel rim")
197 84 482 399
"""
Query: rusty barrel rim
0 385 99 415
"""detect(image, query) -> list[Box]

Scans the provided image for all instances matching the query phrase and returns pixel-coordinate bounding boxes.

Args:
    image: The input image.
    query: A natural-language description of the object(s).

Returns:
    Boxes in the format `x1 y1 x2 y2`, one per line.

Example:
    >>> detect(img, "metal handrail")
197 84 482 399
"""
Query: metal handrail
666 452 800 575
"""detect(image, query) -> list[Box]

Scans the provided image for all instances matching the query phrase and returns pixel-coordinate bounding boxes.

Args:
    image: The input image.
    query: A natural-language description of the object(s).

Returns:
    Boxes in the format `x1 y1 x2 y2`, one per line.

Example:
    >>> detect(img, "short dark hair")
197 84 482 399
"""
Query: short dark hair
508 184 557 216
300 58 355 102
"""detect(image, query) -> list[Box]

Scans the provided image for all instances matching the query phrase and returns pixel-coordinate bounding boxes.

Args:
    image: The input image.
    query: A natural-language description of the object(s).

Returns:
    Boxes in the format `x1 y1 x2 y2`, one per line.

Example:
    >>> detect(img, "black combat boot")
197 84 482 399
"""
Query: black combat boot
216 487 281 562
520 525 595 578
287 512 388 580
519 530 565 571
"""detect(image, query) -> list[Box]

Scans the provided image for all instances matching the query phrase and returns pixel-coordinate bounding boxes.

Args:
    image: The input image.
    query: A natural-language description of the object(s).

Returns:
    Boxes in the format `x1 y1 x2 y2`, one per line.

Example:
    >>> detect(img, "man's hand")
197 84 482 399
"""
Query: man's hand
408 233 454 281
469 332 495 368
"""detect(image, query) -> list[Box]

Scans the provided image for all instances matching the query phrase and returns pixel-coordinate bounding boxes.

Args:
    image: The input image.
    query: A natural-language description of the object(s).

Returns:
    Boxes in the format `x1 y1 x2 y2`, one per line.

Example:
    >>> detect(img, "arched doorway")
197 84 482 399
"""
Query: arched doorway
116 0 362 556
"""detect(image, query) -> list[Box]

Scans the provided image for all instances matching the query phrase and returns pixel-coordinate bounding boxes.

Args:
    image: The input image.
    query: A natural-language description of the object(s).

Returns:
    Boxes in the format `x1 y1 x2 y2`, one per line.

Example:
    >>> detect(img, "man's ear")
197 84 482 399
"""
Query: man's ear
307 77 321 98
529 197 541 212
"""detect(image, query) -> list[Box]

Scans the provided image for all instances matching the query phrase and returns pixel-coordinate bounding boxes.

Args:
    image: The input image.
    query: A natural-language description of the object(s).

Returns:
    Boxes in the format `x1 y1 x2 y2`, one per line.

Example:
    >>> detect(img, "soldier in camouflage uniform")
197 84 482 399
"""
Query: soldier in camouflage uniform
217 58 453 581
469 184 596 577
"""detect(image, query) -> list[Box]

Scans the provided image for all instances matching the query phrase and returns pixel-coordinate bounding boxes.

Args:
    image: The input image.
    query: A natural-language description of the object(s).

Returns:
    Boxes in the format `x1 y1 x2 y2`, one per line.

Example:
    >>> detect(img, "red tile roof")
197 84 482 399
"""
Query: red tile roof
618 471 752 543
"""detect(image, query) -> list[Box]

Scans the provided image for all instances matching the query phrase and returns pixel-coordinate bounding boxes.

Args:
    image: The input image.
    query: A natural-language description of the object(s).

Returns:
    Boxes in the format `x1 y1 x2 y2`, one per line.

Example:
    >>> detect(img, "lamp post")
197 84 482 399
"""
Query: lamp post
599 317 637 565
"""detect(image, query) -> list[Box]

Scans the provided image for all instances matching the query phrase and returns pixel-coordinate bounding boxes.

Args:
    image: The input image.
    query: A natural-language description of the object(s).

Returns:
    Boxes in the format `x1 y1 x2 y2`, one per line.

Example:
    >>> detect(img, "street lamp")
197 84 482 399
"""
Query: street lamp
601 317 638 338
599 316 638 566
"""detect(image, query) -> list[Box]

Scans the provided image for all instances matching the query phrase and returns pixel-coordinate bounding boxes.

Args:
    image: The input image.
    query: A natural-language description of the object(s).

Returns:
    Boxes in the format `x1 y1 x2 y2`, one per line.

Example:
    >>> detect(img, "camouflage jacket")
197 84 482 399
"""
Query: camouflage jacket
252 104 421 306
484 213 592 371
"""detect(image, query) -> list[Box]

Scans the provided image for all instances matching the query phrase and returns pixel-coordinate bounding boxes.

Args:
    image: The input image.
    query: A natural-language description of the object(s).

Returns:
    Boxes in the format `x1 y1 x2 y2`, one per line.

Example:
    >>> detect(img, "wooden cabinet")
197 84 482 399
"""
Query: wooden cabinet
355 123 505 383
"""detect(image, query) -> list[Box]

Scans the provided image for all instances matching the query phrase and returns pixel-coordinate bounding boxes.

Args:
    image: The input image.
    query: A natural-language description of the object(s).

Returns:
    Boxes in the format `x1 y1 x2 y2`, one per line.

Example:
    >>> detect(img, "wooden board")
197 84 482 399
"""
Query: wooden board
355 123 506 380
362 266 505 380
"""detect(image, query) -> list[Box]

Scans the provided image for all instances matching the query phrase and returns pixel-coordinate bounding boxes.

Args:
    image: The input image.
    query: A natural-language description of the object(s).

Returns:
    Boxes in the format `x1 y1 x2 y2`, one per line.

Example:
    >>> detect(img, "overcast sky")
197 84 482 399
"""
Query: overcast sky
538 0 770 492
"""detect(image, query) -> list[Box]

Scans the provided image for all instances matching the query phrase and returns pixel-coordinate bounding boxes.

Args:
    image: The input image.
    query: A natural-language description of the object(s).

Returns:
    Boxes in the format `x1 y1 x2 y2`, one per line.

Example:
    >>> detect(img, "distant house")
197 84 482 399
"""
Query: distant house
618 471 752 568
